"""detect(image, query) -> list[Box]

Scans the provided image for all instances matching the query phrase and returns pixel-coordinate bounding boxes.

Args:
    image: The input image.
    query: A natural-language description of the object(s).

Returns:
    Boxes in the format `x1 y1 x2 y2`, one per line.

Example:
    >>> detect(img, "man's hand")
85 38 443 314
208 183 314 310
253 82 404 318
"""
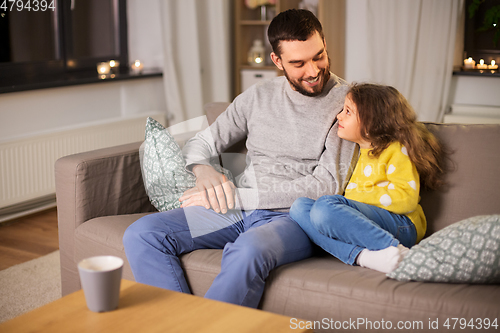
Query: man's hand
179 165 235 214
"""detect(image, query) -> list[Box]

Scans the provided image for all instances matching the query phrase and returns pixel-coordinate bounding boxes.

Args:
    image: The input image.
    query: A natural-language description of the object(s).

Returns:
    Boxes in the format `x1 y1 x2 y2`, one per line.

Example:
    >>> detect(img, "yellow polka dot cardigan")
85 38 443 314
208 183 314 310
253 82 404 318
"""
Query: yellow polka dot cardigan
344 141 426 242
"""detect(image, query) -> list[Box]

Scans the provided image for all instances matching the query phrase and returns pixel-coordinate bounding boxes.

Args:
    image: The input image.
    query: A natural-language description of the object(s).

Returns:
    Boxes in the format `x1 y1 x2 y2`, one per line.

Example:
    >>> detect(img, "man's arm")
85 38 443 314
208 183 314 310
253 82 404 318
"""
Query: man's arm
234 123 359 211
179 100 249 213
179 164 235 214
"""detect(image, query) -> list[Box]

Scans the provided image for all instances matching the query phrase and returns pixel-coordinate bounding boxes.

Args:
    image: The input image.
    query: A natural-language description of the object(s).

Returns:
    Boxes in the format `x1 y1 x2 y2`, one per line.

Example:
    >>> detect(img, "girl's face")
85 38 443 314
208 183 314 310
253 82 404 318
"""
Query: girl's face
337 94 372 149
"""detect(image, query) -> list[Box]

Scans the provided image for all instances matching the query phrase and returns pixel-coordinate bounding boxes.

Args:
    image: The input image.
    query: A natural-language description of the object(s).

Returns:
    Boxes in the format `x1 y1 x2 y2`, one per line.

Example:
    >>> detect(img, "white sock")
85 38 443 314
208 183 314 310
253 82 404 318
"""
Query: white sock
356 245 409 274
397 244 410 258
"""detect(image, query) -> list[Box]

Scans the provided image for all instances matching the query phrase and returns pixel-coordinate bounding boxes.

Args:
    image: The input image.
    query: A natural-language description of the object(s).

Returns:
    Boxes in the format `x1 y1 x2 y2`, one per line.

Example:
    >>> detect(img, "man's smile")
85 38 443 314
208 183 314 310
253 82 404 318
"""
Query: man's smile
304 76 320 86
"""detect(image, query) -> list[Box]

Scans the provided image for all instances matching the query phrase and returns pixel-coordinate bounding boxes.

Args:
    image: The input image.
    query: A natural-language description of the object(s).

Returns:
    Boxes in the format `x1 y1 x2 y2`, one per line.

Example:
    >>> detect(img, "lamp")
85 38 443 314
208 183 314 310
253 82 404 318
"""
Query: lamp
248 40 265 67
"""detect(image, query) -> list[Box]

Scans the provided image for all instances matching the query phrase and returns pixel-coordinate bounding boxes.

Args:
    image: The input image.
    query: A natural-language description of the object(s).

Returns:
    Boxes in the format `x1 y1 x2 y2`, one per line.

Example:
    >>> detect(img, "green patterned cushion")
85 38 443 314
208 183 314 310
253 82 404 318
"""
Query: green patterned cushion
141 117 232 212
387 215 500 283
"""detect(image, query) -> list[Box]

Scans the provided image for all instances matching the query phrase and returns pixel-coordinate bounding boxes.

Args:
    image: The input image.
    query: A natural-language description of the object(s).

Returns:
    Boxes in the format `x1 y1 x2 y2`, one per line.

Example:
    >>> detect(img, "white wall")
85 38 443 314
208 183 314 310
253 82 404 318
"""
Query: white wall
449 76 500 107
0 78 166 142
445 75 500 123
0 0 166 143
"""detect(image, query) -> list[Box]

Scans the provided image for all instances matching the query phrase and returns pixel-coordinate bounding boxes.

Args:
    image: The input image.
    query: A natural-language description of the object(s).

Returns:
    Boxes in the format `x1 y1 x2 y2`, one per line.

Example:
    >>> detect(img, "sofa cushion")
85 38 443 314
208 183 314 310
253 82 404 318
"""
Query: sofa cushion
141 117 197 211
260 256 500 324
179 249 500 323
180 249 225 296
388 215 500 283
74 213 152 281
141 117 232 212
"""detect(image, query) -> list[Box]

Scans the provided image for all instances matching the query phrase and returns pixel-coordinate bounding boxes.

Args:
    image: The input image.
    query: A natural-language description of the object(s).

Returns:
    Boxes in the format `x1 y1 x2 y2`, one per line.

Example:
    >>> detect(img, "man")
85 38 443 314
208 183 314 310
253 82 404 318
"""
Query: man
123 9 357 308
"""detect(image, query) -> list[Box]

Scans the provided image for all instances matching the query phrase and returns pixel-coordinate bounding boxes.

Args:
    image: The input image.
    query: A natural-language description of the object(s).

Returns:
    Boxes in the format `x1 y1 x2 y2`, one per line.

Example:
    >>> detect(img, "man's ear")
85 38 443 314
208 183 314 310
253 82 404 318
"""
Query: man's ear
270 52 283 71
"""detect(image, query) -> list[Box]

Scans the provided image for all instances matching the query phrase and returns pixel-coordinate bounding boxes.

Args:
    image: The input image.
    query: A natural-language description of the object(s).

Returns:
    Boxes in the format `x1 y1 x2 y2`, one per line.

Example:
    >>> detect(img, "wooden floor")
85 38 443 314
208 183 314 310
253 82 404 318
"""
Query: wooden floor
0 208 59 271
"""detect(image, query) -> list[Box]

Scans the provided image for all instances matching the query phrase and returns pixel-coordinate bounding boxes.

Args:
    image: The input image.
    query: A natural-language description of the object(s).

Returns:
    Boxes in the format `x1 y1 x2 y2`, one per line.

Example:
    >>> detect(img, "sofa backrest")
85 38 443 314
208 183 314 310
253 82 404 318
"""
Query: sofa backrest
205 102 231 126
420 123 500 236
204 103 500 237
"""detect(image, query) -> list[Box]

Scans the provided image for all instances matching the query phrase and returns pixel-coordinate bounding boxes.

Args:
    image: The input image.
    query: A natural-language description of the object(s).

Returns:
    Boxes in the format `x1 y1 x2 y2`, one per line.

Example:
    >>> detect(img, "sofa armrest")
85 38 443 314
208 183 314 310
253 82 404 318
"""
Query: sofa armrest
55 131 197 226
56 141 152 225
55 141 153 294
55 131 196 294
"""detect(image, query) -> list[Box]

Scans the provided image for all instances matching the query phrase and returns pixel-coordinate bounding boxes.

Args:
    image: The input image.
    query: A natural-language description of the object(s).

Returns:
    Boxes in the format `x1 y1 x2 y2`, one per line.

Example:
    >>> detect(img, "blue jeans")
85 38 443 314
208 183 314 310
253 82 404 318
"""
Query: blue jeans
289 195 417 265
122 207 313 308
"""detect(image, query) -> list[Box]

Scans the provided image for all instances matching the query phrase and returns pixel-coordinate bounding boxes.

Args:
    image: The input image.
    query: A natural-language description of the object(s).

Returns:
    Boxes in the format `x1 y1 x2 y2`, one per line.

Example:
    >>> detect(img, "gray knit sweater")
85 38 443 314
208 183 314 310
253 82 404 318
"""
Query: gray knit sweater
183 73 358 211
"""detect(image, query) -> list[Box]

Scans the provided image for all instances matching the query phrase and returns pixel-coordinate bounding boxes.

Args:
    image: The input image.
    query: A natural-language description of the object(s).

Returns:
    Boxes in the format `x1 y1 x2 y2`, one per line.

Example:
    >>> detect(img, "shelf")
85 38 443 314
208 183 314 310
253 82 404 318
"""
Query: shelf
234 0 306 97
0 69 163 94
453 69 500 78
240 20 272 25
240 65 277 70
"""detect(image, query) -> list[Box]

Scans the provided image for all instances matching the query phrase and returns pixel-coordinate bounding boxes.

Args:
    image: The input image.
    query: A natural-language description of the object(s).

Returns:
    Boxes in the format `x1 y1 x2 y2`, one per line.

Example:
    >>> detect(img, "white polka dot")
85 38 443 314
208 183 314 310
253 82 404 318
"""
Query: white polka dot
364 165 372 177
388 183 395 190
346 183 357 190
401 146 408 156
408 180 417 190
377 181 390 187
380 194 392 207
387 165 396 174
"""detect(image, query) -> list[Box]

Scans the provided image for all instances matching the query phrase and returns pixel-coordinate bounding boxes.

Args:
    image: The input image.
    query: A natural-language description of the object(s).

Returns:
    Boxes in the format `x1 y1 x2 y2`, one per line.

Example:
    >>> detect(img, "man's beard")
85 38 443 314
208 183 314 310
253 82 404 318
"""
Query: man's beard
283 61 331 97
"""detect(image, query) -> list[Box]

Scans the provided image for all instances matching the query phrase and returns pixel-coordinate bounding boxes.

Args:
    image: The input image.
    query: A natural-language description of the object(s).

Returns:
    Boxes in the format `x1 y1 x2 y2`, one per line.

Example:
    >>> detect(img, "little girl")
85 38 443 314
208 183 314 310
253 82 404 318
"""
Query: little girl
290 83 445 274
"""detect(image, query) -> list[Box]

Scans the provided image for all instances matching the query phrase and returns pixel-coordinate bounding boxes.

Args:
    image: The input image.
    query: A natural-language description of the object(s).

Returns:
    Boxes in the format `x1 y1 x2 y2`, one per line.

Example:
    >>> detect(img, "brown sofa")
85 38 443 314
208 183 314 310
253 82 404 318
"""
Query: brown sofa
56 102 500 332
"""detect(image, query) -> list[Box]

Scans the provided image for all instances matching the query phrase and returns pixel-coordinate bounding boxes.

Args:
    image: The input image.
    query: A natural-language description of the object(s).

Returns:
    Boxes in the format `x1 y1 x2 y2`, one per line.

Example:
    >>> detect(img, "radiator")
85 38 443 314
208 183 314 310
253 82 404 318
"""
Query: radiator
0 113 166 218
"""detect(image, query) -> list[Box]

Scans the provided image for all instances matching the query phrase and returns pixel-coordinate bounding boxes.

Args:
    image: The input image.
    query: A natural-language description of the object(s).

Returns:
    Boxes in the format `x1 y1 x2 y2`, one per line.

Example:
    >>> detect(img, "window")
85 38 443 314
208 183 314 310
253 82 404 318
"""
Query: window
0 0 128 90
464 0 500 65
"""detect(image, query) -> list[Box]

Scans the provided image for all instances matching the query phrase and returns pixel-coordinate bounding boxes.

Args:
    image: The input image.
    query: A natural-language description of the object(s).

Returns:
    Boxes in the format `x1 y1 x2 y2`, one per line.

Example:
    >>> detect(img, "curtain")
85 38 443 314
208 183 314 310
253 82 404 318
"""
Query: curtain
160 0 231 126
346 0 464 122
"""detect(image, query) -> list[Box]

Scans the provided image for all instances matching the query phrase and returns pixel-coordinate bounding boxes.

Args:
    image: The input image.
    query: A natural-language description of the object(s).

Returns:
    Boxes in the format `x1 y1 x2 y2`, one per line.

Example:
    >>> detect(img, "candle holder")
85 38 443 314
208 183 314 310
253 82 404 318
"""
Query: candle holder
462 57 499 73
109 60 120 75
97 62 111 79
476 59 488 70
130 60 144 75
463 57 475 69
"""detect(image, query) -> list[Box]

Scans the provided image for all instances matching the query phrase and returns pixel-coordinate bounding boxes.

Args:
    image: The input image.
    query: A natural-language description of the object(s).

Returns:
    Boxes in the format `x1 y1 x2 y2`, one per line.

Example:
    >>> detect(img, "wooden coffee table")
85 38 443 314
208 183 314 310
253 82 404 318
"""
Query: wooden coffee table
0 279 312 332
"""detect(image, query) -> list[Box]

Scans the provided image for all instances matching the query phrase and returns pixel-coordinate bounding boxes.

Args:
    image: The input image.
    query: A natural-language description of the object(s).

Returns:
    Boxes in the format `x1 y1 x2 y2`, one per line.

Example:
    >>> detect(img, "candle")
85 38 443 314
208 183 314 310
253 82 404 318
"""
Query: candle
131 60 144 74
488 60 498 70
97 62 111 75
109 60 120 74
477 59 488 69
463 57 475 69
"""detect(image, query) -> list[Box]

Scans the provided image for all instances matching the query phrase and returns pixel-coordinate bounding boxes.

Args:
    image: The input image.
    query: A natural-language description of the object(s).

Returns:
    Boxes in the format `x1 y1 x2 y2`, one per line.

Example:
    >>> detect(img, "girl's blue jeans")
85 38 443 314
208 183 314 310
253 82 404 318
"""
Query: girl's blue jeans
289 195 417 265
122 207 313 308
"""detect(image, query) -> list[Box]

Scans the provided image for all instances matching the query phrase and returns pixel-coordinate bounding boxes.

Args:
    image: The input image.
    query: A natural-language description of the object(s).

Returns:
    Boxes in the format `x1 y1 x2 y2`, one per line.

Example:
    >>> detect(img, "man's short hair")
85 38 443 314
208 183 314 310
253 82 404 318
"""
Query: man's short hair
267 9 325 58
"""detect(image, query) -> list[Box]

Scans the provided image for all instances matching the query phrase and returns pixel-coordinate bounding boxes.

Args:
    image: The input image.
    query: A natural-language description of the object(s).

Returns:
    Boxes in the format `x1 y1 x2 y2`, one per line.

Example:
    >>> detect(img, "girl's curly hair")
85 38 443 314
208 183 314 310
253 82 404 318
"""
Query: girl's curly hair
348 83 446 190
